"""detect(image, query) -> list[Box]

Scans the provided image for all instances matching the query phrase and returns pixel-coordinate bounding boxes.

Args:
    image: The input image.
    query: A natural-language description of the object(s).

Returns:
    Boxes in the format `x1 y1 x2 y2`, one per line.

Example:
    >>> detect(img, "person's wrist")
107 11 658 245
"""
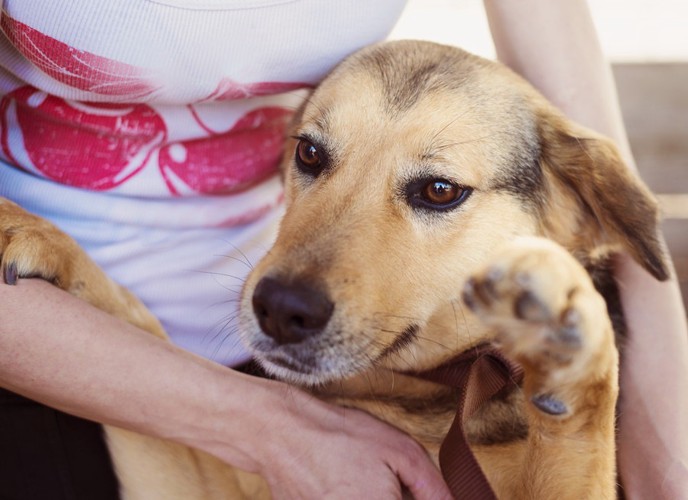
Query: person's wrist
179 364 302 474
229 377 317 474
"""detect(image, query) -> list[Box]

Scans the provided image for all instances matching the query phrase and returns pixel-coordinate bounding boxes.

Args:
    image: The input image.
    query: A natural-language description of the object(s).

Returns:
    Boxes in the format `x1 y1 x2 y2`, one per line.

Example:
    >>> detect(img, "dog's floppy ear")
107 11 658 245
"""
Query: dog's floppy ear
538 113 669 281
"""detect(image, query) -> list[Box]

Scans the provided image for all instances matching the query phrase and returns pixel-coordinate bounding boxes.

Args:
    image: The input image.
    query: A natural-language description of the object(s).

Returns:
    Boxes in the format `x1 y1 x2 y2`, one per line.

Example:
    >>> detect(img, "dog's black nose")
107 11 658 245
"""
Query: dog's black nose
252 277 334 345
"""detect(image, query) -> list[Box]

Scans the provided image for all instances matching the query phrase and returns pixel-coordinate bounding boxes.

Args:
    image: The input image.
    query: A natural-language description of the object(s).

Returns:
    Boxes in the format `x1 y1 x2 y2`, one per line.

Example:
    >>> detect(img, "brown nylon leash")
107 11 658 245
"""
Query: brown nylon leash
412 344 524 499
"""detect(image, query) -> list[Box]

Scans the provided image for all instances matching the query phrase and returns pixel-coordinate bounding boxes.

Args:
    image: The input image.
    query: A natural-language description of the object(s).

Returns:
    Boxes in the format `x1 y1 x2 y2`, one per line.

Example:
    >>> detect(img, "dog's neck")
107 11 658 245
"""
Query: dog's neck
317 344 523 499
315 341 525 441
410 344 523 499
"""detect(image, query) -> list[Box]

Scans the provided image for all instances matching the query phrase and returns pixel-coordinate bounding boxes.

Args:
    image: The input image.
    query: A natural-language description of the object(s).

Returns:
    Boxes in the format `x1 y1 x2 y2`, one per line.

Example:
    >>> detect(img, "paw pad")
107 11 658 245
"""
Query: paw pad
514 289 550 322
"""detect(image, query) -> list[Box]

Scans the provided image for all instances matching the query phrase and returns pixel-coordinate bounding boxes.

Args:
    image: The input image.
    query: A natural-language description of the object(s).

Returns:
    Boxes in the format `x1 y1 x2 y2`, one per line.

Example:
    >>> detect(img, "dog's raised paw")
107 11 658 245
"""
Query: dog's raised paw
462 236 605 367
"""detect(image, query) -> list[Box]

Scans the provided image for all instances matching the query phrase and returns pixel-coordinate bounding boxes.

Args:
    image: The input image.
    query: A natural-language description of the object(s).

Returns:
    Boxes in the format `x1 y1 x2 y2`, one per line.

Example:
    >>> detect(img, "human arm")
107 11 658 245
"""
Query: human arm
483 1 688 497
0 278 450 499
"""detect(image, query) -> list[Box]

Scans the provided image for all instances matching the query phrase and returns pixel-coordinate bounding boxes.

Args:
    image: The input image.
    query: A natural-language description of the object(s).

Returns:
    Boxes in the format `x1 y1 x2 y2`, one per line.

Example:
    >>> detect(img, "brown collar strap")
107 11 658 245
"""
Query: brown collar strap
412 344 524 499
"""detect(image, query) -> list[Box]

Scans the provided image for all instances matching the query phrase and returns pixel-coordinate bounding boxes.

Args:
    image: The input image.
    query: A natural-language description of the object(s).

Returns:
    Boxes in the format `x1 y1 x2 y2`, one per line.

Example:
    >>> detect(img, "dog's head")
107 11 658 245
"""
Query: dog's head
239 40 668 386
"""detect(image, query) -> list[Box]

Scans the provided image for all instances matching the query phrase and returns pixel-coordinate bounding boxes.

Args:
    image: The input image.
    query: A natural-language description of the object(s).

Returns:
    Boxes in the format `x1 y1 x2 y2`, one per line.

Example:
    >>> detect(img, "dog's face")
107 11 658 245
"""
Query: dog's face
239 41 667 386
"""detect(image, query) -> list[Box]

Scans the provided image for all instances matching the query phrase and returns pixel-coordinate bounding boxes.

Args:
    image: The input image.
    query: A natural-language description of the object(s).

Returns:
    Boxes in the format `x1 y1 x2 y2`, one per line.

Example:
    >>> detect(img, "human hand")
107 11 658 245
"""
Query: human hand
228 380 452 499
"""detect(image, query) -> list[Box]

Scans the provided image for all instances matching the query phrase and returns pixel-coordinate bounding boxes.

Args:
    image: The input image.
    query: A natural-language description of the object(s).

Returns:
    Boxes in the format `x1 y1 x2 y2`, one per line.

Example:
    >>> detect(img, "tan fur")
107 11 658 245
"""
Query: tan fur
0 40 668 498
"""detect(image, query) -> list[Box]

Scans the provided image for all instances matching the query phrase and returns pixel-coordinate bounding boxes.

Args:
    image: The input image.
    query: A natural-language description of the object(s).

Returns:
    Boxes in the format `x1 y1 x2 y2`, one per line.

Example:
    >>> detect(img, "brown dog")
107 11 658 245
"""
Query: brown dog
0 40 669 499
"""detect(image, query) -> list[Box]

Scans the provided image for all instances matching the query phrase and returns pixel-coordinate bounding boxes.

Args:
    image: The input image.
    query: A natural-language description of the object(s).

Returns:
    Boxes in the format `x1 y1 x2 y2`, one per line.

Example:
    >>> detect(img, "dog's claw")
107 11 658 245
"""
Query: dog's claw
531 394 568 416
3 262 17 285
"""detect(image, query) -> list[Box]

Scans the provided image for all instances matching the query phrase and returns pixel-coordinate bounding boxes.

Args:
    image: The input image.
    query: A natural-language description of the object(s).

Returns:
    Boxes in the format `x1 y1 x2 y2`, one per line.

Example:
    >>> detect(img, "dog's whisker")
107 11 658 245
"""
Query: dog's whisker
214 239 257 271
193 269 248 283
452 297 475 348
427 103 478 146
413 334 453 351
209 324 242 360
377 328 406 335
201 306 247 360
372 312 424 322
221 256 254 271
200 306 240 343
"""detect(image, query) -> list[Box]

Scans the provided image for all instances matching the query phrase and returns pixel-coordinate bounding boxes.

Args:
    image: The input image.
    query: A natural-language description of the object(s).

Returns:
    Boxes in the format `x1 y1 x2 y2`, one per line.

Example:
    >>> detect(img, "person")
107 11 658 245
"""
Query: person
0 1 685 499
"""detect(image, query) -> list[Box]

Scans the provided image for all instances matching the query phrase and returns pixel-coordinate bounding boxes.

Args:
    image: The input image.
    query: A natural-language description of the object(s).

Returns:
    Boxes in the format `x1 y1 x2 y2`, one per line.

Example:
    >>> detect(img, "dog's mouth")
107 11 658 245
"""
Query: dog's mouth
243 329 382 386
240 281 423 385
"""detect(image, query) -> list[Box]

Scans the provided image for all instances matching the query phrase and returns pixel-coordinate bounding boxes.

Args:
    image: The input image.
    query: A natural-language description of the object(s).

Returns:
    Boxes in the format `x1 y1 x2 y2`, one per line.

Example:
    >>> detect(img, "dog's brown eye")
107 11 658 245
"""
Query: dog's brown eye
295 139 323 174
422 180 461 205
406 177 472 212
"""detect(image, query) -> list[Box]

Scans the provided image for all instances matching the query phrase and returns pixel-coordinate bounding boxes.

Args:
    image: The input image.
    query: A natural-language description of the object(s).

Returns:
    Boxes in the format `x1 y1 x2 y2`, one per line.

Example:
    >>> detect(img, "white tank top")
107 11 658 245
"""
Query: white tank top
0 0 406 365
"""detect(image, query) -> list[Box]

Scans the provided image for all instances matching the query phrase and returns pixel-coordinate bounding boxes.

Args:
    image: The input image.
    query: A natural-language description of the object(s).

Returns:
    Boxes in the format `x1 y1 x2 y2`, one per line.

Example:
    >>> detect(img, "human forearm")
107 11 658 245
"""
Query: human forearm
483 0 633 165
613 253 688 498
0 279 451 498
0 278 274 472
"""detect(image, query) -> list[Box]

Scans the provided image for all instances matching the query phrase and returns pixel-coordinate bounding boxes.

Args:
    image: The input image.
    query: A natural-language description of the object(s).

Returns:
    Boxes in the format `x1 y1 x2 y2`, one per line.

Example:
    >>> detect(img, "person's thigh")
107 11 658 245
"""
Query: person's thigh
0 388 120 500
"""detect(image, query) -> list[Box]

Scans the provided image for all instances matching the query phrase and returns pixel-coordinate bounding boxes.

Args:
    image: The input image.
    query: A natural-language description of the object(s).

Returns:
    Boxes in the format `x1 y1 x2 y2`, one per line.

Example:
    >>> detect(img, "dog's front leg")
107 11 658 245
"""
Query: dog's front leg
463 236 618 500
0 198 166 339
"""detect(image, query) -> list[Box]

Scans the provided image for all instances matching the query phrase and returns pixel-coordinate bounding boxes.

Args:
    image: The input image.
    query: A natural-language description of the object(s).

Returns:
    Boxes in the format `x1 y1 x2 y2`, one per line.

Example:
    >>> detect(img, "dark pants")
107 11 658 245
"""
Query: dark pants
0 388 120 500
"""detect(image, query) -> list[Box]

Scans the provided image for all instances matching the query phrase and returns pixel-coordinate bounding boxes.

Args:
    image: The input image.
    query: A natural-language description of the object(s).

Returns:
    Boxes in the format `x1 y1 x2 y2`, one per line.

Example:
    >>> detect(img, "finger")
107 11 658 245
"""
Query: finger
392 441 452 500
403 469 452 500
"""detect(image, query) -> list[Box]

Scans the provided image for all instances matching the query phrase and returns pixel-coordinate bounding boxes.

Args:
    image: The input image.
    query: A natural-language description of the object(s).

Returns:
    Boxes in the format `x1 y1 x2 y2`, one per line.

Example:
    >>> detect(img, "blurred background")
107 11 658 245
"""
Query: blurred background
392 0 688 313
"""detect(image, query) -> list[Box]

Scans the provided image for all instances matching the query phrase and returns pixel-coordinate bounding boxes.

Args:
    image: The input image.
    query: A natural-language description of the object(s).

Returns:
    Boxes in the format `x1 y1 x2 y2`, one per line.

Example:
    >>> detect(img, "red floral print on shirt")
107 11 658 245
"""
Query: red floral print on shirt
159 106 292 195
204 78 311 101
0 86 293 195
0 16 300 195
0 86 167 190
